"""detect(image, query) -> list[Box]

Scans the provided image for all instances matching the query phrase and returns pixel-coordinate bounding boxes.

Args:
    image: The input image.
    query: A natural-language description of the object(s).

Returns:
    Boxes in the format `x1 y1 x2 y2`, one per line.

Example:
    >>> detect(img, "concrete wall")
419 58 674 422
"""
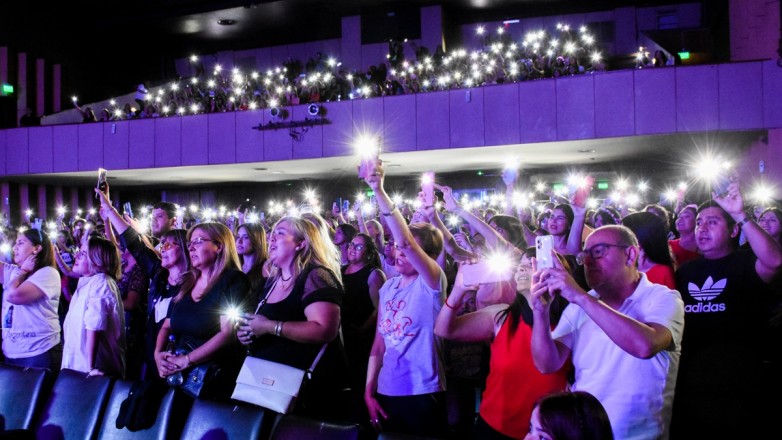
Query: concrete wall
1 60 781 179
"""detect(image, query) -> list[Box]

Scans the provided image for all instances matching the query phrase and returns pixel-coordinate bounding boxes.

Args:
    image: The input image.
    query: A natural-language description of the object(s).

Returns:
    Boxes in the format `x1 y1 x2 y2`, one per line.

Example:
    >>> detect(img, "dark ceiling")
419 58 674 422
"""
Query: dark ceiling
1 1 693 103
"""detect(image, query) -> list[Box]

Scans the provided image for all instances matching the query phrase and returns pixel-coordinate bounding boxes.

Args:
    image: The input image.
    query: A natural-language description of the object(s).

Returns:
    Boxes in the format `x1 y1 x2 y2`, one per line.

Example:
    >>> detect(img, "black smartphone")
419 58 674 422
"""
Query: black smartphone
95 168 108 199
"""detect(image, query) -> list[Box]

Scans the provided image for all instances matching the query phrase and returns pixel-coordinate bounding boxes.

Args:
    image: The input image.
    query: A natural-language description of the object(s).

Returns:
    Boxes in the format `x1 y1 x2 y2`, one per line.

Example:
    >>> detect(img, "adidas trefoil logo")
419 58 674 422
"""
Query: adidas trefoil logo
688 276 726 301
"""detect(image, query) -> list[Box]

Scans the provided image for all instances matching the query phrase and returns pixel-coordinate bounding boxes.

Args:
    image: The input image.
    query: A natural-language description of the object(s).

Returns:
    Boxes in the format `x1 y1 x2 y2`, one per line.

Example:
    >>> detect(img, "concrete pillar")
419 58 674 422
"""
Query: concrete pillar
1 182 10 222
69 187 80 217
0 47 7 85
17 52 27 125
341 16 361 72
737 130 782 205
36 58 45 117
52 64 61 113
37 185 47 222
730 0 780 61
19 183 30 225
421 6 444 53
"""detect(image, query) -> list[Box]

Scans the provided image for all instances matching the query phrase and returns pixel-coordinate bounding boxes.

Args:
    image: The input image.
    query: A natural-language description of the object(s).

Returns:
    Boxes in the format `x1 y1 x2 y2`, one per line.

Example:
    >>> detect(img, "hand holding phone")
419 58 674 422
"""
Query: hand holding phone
421 171 435 207
95 168 108 200
712 174 733 199
358 149 380 180
535 236 555 270
461 258 514 285
123 202 134 219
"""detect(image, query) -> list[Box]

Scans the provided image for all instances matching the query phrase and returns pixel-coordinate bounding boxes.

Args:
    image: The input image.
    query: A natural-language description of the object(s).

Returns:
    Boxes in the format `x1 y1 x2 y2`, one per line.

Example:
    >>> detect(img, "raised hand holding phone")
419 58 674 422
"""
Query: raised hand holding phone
95 168 108 200
421 171 435 207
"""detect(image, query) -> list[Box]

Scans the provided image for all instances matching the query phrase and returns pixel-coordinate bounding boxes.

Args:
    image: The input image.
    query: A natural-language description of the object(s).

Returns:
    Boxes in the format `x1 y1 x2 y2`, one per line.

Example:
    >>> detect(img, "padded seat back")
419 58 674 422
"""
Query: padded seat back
378 432 439 440
96 380 191 440
0 364 51 430
34 369 113 440
180 399 271 440
270 414 360 440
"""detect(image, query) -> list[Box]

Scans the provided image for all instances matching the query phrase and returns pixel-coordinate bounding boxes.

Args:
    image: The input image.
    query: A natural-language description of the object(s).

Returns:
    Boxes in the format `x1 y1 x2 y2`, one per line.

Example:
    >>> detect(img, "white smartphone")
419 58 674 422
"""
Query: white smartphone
421 171 435 206
461 260 513 286
535 236 555 269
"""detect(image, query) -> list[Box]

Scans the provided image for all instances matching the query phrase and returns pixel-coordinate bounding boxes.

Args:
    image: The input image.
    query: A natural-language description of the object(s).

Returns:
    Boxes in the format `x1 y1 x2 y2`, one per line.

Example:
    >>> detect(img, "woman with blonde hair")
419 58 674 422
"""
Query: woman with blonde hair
62 236 125 377
237 216 346 418
154 222 249 399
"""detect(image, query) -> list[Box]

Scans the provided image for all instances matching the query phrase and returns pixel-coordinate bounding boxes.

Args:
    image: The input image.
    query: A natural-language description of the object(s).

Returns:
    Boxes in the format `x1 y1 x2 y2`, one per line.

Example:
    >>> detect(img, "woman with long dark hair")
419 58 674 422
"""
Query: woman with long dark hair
435 249 570 439
1 229 62 370
342 232 386 422
235 222 269 297
622 212 676 289
526 391 614 440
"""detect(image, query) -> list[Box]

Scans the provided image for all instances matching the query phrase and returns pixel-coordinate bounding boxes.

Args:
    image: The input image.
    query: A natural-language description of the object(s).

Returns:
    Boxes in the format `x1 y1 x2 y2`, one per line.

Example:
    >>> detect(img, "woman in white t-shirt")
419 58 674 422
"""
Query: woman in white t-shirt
61 236 126 377
1 229 62 370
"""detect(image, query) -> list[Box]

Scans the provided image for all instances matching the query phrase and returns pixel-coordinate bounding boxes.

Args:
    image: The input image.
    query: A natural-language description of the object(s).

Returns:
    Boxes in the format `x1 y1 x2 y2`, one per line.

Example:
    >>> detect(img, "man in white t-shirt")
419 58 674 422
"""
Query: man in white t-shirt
530 225 684 440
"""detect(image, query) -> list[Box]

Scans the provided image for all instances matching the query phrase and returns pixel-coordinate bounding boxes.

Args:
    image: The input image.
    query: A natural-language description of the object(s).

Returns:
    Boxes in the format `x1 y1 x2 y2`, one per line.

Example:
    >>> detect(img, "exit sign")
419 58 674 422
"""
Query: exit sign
1 84 13 96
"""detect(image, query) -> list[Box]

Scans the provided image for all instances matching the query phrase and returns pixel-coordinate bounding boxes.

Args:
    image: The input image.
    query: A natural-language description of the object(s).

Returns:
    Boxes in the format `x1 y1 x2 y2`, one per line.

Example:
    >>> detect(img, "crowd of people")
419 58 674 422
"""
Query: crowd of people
66 23 609 123
0 159 780 440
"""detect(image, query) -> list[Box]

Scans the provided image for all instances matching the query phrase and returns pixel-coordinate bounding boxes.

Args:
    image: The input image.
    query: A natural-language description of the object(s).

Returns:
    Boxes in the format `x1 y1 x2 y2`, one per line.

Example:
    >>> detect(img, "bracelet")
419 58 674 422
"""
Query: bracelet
380 207 398 217
278 321 284 337
274 321 283 337
444 298 456 310
736 216 753 229
185 354 193 367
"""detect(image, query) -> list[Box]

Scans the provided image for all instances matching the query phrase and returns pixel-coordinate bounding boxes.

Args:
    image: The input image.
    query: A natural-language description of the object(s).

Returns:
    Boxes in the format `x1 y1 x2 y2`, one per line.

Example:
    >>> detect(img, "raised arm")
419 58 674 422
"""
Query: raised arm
365 162 441 289
437 184 512 253
424 203 478 263
716 182 782 283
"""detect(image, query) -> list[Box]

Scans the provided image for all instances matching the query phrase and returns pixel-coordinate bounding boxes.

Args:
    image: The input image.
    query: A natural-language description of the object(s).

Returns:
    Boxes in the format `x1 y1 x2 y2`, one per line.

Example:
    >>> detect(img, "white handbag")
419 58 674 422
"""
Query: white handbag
231 344 327 414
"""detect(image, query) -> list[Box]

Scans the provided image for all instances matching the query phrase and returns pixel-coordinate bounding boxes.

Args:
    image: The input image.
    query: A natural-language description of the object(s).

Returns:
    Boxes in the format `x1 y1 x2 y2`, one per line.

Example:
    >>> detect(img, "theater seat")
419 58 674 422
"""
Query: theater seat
269 415 360 440
96 380 191 439
34 369 113 440
179 399 271 440
377 432 438 440
0 364 51 431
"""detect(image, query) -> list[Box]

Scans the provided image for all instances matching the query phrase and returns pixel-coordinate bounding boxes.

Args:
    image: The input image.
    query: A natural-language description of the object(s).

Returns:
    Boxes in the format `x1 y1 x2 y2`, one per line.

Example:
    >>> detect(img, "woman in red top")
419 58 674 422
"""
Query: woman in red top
622 212 676 289
435 250 570 439
669 205 699 267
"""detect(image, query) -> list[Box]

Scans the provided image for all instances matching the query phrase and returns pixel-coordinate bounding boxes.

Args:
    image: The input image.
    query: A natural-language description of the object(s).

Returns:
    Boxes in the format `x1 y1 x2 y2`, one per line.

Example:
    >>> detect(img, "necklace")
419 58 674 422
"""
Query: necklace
280 273 292 282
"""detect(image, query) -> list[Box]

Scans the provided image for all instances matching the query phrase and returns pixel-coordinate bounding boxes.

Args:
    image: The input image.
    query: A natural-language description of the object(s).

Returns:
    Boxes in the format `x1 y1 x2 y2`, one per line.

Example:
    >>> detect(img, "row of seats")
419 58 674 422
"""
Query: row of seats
0 364 430 440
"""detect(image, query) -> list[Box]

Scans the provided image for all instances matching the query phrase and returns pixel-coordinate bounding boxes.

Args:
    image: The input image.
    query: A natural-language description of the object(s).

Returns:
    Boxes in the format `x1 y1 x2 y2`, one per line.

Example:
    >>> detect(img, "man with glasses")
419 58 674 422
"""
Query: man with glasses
672 183 782 438
530 225 684 440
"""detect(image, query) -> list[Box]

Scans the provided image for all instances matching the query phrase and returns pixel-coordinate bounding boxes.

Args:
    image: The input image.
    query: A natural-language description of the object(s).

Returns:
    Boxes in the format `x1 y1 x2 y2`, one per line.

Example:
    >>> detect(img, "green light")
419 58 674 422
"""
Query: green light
552 183 564 191
1 84 13 95
678 51 690 60
477 171 484 176
597 181 609 190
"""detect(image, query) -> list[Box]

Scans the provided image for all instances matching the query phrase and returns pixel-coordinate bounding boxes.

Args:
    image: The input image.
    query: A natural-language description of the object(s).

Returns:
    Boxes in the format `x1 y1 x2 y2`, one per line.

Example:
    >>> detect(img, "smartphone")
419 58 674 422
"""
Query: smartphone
421 171 435 206
96 168 108 199
342 199 350 213
123 202 134 219
358 149 380 180
335 198 343 210
712 174 732 198
461 260 513 285
535 236 555 269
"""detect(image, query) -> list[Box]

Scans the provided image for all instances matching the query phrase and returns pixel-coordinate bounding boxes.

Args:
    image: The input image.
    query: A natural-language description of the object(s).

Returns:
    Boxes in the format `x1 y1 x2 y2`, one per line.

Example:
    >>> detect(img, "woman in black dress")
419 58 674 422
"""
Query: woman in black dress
237 216 346 418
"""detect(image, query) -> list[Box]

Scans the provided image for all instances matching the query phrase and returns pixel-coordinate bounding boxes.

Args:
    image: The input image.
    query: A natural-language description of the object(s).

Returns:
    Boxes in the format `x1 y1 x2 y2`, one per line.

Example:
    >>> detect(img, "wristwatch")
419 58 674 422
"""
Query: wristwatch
736 216 753 229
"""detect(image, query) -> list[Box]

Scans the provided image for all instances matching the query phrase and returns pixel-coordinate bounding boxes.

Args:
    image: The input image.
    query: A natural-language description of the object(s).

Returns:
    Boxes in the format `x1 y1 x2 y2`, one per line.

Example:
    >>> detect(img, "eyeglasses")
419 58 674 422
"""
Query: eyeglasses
188 237 216 248
160 241 180 251
347 242 365 251
576 243 629 265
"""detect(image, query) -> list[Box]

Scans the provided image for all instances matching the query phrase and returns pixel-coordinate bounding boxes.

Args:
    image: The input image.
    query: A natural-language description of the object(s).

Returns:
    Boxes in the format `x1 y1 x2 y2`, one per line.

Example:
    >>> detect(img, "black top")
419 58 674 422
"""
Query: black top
169 268 250 353
248 265 343 370
340 264 376 337
121 228 182 373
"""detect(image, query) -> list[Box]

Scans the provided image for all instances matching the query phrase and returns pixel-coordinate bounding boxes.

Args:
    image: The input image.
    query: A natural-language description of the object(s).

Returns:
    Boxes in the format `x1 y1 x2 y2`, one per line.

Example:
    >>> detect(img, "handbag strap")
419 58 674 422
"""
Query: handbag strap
306 343 328 379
